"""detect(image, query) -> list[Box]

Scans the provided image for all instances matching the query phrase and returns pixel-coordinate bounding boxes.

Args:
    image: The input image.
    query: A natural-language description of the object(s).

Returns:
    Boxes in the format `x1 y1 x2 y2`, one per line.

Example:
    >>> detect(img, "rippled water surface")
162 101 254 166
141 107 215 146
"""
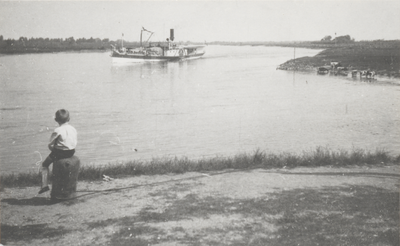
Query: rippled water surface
1 46 399 173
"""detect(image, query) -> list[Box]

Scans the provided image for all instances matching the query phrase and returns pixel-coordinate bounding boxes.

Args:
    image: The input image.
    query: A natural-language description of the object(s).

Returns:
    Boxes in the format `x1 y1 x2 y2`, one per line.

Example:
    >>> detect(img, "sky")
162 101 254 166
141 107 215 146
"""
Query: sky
0 0 399 42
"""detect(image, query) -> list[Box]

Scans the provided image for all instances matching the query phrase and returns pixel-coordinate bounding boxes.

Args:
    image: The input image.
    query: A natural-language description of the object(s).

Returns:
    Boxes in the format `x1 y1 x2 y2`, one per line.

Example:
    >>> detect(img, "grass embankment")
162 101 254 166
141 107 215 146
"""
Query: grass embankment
277 41 400 77
1 147 399 189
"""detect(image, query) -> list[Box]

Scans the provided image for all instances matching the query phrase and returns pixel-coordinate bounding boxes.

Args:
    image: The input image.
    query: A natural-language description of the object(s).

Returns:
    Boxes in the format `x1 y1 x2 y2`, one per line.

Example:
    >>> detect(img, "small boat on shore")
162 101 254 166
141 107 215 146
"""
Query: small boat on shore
111 28 206 63
317 66 330 74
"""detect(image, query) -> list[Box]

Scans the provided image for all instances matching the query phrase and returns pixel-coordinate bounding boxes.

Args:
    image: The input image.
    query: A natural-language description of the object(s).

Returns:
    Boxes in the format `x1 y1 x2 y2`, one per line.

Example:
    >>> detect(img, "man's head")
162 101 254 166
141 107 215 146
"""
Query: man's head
55 109 70 124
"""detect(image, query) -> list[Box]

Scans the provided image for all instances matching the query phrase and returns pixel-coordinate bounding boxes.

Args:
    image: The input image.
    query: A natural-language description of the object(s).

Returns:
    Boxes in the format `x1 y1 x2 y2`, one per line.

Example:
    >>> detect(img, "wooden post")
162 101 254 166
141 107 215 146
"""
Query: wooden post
51 156 80 200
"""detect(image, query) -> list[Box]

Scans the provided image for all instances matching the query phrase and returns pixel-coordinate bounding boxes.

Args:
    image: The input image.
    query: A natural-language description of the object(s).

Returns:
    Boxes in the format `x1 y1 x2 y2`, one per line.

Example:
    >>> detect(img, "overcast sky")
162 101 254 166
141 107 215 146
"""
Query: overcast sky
1 0 399 42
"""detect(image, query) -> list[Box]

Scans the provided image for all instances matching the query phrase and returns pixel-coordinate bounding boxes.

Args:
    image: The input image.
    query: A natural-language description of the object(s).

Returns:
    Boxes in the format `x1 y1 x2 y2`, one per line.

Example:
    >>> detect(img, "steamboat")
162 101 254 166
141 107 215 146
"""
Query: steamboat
111 28 206 62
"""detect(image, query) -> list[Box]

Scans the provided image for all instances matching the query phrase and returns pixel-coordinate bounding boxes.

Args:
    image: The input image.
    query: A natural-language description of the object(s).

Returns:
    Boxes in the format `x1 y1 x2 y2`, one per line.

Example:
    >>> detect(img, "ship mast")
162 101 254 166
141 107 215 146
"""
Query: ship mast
140 30 143 47
140 27 153 47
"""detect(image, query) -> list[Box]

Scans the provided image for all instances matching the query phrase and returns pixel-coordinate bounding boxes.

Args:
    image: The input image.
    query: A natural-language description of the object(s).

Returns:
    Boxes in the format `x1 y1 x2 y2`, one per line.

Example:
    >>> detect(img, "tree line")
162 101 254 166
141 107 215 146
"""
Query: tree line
0 35 136 54
0 35 206 54
1 34 398 54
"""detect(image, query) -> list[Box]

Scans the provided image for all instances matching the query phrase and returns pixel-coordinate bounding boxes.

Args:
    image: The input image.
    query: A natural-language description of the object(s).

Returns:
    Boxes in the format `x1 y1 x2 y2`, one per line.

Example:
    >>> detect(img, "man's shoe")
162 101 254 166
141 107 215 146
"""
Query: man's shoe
38 186 50 194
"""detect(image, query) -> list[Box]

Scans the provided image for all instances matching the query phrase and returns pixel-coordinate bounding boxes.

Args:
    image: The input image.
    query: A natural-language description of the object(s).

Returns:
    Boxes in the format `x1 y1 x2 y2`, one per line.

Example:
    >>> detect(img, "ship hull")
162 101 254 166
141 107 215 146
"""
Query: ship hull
111 52 205 63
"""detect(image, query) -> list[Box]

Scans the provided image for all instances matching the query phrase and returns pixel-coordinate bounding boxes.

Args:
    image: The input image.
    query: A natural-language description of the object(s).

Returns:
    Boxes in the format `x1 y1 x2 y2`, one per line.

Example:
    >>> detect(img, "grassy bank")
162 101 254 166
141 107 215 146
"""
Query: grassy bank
277 41 400 77
1 147 399 189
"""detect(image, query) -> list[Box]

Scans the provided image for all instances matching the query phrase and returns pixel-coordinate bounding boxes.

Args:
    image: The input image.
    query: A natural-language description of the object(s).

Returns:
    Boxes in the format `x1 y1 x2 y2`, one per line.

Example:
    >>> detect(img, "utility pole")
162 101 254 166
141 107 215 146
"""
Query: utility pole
294 47 295 60
294 47 296 70
293 46 296 84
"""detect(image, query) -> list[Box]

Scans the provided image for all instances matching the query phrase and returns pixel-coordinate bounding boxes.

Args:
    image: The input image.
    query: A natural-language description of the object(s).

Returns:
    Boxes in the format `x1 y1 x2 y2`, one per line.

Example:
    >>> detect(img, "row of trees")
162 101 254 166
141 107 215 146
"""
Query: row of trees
0 35 200 54
0 35 122 54
1 34 398 54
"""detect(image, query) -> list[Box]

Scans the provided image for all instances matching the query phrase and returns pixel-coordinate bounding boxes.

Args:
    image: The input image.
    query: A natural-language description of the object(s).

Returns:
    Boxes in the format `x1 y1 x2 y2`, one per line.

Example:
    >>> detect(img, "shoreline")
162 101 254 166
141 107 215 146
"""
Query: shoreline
277 44 400 78
2 41 399 79
1 147 399 189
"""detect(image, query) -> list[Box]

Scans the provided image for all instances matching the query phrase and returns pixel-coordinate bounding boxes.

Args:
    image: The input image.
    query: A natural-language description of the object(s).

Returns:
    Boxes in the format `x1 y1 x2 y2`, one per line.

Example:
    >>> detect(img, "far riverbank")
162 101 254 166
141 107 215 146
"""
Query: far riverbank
2 38 399 79
276 41 400 78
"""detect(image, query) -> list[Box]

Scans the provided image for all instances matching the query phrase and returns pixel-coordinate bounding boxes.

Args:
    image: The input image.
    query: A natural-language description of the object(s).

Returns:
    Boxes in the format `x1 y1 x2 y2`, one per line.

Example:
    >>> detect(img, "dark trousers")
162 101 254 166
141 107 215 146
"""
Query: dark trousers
42 149 75 168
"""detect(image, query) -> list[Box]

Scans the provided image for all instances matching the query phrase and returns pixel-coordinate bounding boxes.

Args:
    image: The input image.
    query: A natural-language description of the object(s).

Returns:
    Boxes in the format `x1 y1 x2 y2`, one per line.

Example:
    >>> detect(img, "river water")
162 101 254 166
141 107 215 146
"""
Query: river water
1 46 399 173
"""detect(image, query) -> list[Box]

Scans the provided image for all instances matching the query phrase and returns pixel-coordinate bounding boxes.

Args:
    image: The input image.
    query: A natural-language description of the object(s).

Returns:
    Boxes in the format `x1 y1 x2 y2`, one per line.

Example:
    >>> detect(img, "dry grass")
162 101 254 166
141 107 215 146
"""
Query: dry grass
1 147 399 188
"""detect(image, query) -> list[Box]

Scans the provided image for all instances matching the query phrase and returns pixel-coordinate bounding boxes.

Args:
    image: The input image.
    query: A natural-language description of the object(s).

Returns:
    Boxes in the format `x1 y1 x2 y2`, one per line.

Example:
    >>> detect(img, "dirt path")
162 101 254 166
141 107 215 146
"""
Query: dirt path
1 165 399 246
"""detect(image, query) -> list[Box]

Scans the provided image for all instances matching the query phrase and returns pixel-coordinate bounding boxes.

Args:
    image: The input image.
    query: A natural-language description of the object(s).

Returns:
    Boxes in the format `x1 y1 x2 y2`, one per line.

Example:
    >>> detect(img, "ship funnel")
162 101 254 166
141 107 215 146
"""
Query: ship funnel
170 29 174 41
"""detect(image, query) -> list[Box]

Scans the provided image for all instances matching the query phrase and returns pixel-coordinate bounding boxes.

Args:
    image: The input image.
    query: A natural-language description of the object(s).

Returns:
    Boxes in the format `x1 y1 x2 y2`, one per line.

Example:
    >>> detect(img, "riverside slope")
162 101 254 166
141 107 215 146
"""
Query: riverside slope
1 165 399 245
277 43 400 78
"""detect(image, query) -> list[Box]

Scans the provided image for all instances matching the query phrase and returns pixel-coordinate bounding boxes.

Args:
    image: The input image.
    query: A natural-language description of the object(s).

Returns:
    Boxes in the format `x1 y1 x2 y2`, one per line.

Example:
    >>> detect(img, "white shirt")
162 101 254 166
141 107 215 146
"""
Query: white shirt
48 123 77 151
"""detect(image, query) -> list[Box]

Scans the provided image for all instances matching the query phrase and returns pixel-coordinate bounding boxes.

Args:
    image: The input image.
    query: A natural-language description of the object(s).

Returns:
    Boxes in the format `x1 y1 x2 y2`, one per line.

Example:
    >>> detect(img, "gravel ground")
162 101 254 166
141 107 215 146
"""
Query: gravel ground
1 165 399 245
